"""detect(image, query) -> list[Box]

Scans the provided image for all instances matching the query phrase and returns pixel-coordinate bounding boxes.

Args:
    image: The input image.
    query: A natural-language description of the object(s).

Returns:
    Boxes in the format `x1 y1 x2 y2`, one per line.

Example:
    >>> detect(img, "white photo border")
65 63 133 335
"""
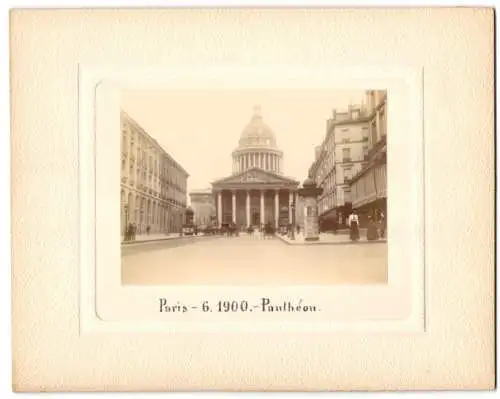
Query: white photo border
79 65 425 334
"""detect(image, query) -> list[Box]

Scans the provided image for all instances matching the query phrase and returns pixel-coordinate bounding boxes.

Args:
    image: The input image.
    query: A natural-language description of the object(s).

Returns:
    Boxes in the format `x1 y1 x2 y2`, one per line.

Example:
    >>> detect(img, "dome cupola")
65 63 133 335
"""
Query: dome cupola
238 105 278 149
231 106 284 175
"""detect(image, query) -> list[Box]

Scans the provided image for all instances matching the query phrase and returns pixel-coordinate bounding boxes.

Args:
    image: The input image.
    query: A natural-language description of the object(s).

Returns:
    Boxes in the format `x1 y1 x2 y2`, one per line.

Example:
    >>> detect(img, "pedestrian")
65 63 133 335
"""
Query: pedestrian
132 223 136 240
127 222 133 241
366 215 379 241
378 210 386 239
146 225 150 235
296 224 300 235
347 210 360 241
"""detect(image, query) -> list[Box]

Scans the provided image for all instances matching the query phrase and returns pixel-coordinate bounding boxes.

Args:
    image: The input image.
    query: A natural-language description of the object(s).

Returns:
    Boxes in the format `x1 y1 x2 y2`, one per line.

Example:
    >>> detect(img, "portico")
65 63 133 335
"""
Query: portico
212 168 299 228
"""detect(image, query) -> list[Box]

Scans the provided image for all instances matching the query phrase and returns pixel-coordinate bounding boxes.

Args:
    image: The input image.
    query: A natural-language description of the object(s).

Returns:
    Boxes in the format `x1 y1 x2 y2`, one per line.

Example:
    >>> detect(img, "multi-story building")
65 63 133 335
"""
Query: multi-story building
349 90 387 220
309 104 370 230
120 110 189 236
189 189 216 227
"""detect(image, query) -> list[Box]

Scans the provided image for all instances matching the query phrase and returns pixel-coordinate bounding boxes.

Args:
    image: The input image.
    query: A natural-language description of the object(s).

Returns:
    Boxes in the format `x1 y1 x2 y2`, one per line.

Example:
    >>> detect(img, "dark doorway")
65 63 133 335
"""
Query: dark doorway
252 211 260 226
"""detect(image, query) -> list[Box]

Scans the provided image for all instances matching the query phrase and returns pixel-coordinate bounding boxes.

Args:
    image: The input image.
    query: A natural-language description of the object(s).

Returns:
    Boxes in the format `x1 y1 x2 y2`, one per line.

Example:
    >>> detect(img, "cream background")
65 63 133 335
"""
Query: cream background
11 8 494 391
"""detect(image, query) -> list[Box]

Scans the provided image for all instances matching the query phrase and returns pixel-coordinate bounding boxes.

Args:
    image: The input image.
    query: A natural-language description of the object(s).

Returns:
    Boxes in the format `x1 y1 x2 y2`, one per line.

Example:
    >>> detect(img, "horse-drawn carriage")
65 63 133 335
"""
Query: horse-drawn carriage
262 223 276 239
221 223 238 237
247 223 276 238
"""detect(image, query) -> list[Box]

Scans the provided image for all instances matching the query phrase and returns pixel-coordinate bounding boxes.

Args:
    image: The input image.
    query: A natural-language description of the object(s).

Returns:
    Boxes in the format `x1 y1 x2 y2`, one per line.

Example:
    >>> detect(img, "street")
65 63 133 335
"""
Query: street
122 235 387 285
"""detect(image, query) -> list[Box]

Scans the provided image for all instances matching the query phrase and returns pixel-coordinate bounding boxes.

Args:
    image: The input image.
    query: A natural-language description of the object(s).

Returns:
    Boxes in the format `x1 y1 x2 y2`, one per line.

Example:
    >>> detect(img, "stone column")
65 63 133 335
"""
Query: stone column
246 190 251 227
274 189 280 228
288 191 293 224
217 191 222 226
232 190 236 223
260 190 265 225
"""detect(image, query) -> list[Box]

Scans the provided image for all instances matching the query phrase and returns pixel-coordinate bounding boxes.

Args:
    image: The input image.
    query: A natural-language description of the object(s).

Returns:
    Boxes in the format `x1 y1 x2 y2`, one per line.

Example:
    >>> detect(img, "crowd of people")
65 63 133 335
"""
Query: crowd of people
347 209 386 242
123 223 152 242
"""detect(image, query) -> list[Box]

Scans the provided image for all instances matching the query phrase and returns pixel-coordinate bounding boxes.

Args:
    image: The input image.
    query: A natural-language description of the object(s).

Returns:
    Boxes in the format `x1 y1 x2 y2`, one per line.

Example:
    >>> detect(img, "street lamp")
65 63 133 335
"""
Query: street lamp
290 197 296 240
140 207 144 234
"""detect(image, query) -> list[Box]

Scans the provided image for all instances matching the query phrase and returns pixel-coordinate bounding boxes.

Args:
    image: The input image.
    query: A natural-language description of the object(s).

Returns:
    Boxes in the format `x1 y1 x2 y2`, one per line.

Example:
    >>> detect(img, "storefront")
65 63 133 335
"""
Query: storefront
350 157 387 225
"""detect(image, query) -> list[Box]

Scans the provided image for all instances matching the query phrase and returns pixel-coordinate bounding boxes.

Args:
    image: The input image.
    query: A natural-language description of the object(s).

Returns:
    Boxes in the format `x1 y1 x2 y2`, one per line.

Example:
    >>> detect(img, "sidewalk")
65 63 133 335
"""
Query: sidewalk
122 233 186 245
276 232 387 246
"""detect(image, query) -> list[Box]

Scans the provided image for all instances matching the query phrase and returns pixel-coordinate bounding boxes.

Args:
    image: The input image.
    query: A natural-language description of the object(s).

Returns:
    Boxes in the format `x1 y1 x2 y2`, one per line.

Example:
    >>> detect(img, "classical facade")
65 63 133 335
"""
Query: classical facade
211 106 300 228
349 90 387 217
309 102 371 228
189 189 216 226
120 110 189 236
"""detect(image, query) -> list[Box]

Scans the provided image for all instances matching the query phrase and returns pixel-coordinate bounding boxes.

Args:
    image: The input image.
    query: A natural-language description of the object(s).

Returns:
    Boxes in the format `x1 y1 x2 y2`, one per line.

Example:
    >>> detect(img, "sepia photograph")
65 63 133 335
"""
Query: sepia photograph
120 89 388 285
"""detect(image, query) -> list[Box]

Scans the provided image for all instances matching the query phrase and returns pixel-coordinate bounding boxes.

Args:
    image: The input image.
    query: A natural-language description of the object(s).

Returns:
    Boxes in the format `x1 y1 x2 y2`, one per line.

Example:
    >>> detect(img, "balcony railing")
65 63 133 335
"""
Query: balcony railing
342 157 352 163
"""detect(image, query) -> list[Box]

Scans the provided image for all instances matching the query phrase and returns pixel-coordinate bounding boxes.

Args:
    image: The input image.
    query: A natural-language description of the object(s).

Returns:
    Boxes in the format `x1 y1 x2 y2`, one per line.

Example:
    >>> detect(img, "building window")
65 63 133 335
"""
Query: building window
380 107 386 136
344 167 352 182
342 138 350 144
342 148 351 162
371 121 377 144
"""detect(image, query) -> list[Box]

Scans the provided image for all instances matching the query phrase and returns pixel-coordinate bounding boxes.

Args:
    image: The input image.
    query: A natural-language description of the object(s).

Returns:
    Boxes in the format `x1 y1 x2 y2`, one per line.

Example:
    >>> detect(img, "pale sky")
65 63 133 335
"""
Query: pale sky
121 89 365 192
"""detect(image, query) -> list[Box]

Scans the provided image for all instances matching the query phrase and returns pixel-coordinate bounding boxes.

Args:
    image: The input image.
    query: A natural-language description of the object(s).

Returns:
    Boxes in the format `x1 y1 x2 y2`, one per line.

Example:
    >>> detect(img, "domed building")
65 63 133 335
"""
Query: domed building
231 105 284 174
211 106 300 229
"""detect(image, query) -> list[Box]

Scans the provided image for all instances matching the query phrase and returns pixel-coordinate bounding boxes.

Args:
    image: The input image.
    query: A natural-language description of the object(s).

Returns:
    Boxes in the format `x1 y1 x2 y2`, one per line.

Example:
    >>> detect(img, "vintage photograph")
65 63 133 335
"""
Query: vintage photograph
120 89 388 285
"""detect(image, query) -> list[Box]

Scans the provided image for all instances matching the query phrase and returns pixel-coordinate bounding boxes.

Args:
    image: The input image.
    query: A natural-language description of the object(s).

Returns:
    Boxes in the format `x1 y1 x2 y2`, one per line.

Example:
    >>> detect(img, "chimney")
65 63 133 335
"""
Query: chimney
348 104 354 118
315 146 322 161
331 109 337 121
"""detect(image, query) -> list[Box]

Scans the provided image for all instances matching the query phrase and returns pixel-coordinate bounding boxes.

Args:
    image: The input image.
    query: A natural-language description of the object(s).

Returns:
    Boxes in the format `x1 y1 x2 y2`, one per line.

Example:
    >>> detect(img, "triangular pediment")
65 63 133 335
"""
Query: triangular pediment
212 168 299 187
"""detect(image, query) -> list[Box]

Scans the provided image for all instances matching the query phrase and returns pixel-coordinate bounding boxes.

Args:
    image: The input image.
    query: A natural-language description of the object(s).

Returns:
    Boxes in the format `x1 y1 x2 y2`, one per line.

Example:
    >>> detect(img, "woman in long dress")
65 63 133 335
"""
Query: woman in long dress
366 215 379 241
347 210 360 241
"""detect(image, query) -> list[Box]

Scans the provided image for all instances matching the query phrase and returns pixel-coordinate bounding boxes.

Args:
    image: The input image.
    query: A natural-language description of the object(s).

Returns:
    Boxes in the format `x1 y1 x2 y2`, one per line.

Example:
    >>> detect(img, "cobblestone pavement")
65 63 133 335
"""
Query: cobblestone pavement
122 234 387 285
